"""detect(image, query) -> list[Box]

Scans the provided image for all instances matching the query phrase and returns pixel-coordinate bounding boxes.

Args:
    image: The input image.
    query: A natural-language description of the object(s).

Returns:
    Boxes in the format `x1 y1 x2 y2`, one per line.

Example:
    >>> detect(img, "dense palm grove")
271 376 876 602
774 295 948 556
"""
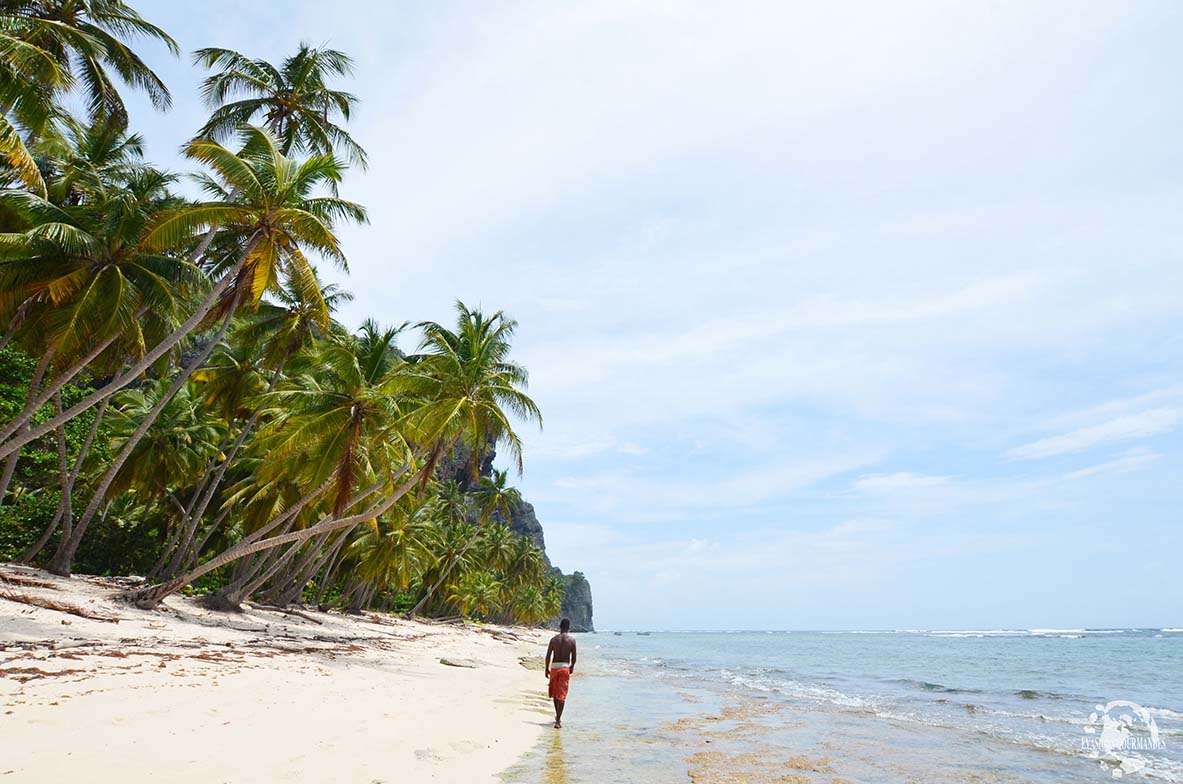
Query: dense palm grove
0 1 564 623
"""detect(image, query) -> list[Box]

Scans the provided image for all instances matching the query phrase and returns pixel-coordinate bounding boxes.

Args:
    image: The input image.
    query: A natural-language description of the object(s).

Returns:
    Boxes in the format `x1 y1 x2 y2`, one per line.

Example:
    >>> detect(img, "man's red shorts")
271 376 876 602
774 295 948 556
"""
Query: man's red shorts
548 666 570 701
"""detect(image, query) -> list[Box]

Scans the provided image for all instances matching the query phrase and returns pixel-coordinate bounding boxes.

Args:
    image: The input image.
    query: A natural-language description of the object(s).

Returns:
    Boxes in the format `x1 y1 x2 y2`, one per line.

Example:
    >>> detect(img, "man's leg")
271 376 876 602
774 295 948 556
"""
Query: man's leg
553 698 565 728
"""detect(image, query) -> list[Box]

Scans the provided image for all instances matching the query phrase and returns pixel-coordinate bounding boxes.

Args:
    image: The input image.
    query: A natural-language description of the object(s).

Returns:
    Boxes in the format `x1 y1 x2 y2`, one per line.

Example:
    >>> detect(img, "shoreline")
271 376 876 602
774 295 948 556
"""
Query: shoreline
0 564 552 783
503 630 1183 784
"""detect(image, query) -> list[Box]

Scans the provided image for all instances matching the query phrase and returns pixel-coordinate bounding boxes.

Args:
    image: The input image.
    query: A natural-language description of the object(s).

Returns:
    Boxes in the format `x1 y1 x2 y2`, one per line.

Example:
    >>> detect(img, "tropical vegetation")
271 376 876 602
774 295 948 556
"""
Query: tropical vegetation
0 3 565 624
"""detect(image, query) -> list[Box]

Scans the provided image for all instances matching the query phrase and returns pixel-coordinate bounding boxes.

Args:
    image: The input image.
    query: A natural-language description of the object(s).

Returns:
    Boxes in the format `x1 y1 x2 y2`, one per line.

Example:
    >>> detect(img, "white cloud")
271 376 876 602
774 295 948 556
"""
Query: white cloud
543 453 876 518
854 472 953 494
1005 409 1182 461
1060 448 1162 481
525 438 650 461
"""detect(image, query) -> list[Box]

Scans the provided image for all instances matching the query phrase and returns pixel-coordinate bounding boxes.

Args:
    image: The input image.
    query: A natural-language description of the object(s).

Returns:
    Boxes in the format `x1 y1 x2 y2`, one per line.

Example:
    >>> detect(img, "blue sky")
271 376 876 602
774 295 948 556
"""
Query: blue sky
126 1 1181 630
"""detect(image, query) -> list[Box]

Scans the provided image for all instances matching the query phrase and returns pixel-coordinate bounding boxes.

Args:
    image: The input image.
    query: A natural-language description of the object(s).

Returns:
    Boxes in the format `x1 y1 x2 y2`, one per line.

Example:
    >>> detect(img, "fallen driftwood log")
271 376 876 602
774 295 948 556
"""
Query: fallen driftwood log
0 587 120 623
0 572 59 590
415 615 465 626
82 575 146 589
253 604 324 625
478 628 522 642
439 657 480 668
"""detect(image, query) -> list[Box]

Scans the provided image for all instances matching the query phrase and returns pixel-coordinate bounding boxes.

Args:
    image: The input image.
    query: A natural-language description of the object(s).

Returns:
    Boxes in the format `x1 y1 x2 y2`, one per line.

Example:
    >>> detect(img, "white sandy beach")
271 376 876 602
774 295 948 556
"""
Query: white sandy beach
0 565 552 783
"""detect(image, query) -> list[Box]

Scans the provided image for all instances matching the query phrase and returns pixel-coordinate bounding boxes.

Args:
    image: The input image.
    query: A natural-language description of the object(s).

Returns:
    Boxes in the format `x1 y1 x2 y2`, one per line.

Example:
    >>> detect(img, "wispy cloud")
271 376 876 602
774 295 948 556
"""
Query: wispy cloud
545 453 876 518
1060 448 1162 481
526 439 647 461
1005 409 1182 461
854 472 953 494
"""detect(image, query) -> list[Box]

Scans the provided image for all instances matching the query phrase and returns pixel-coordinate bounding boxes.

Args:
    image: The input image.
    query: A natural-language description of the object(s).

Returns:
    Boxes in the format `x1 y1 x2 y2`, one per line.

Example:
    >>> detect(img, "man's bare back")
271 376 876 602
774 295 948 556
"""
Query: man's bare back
545 619 578 728
547 632 577 666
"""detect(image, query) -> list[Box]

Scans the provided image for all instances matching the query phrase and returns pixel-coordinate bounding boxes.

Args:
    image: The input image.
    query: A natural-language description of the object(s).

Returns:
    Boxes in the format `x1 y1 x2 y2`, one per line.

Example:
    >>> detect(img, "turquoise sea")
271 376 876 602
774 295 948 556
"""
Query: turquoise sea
504 629 1183 783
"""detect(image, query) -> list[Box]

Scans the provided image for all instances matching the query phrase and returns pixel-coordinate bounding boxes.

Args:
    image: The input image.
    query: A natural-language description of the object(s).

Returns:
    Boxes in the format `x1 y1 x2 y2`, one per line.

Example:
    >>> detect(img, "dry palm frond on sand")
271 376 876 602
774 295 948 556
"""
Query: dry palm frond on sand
0 586 120 623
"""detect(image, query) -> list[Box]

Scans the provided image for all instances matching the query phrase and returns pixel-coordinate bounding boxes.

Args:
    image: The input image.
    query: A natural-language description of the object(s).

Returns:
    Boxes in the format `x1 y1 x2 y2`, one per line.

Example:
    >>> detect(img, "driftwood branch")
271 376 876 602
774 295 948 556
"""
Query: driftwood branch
252 604 324 625
0 587 120 623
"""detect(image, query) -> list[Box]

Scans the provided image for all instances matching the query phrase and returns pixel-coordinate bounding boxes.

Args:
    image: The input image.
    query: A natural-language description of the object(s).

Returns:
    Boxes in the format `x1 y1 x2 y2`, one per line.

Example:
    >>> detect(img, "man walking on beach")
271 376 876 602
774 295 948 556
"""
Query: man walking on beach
545 618 577 729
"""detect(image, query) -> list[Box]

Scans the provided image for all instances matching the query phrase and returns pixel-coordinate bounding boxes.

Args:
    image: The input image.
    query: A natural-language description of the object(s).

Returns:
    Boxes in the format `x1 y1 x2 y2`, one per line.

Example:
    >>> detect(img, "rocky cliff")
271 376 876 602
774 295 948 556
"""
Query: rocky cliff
556 571 594 633
439 440 594 632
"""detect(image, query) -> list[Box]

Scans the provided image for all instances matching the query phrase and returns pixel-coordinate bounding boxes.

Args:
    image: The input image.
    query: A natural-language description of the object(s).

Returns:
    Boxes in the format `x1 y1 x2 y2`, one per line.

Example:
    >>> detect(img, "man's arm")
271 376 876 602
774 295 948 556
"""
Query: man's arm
570 639 577 673
545 638 554 679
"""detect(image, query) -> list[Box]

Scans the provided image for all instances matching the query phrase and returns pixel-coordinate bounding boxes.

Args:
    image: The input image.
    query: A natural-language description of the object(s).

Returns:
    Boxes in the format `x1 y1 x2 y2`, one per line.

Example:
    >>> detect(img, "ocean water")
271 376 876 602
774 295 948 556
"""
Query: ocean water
503 629 1183 783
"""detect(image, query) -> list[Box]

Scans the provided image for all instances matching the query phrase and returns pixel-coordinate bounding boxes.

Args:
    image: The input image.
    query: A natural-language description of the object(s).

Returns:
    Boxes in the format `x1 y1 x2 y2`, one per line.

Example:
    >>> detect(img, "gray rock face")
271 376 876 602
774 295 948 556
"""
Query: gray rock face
437 439 594 632
557 571 594 633
500 497 550 565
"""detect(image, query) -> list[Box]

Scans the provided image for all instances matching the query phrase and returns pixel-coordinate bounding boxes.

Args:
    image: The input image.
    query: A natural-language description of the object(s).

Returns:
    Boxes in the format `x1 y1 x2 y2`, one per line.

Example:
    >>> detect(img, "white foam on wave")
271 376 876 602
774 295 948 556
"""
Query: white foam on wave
720 668 878 711
926 628 1128 638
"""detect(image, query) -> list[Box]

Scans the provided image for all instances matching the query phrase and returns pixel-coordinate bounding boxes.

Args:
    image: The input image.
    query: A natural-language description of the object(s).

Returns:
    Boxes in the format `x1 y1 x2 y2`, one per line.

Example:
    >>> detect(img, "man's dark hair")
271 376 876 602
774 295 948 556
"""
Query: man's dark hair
560 618 571 632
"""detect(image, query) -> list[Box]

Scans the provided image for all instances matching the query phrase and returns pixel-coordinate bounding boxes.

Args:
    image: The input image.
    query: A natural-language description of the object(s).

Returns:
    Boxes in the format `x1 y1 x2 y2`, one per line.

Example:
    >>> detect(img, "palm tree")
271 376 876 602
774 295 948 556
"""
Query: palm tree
0 168 194 452
0 165 197 503
103 379 225 500
478 522 516 573
345 498 439 610
498 535 547 621
410 302 542 476
37 114 149 205
257 321 405 517
1 0 177 127
513 583 557 625
235 277 352 369
157 277 353 580
473 468 522 523
0 20 67 195
126 303 541 608
0 125 365 466
448 571 502 619
179 320 405 607
0 0 174 196
193 44 366 166
42 125 365 576
142 340 266 578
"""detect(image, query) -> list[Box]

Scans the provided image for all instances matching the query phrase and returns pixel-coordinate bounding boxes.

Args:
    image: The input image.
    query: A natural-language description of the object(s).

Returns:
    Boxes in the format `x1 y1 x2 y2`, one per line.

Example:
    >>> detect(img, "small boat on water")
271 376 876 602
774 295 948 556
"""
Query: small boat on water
637 632 651 636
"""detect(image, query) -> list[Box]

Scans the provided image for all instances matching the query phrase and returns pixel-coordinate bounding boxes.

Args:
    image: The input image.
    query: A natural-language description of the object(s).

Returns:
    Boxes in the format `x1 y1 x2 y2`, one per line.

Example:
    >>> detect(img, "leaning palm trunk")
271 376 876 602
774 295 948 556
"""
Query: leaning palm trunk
0 302 31 353
181 503 234 571
19 397 109 564
255 538 321 605
209 520 300 607
268 527 350 606
201 482 380 610
0 327 123 448
16 398 69 562
0 244 254 462
50 395 70 535
48 287 245 577
161 356 288 580
194 475 348 609
240 532 327 603
149 427 240 578
347 582 377 614
125 464 422 608
409 533 482 616
313 533 352 606
0 344 55 502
